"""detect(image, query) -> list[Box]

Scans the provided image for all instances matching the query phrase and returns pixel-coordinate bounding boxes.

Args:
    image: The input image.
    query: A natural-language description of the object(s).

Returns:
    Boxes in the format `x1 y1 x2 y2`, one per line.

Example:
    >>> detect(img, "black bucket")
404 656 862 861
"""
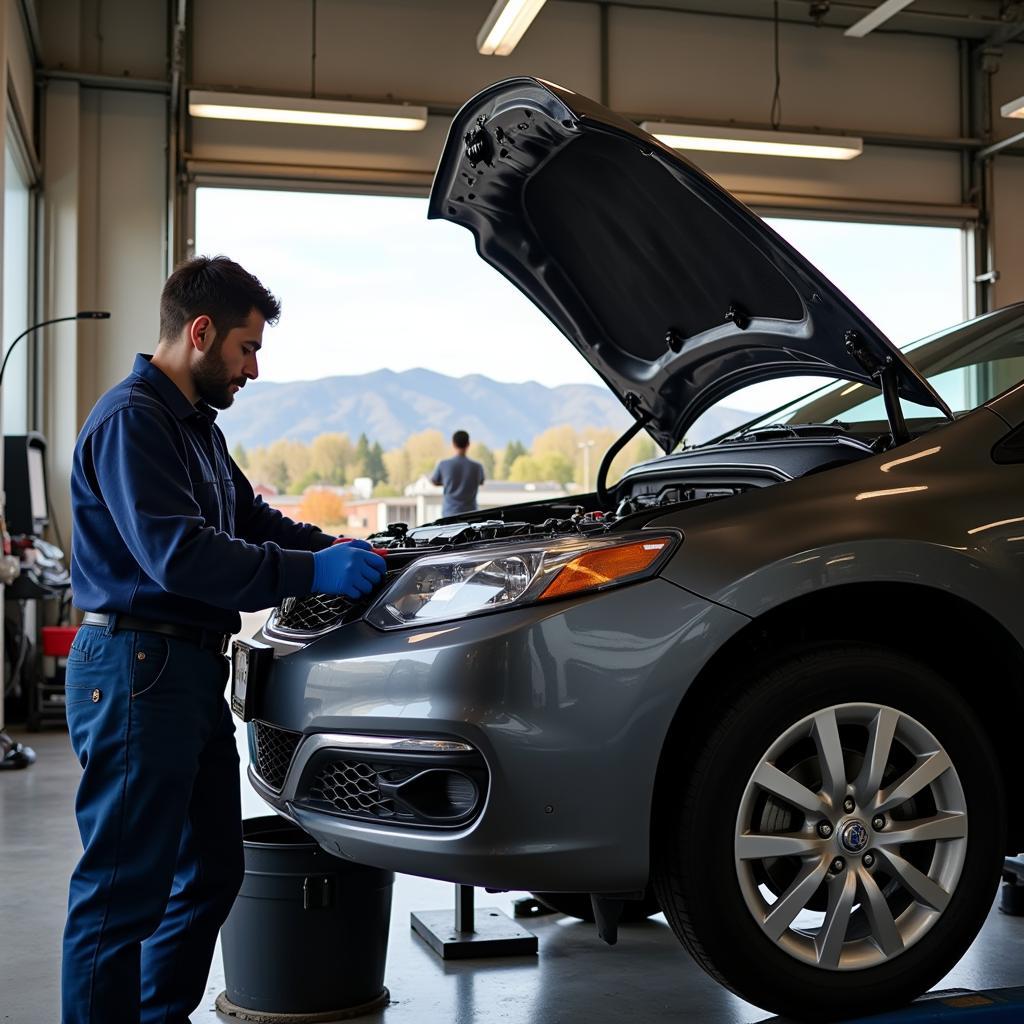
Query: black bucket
218 816 394 1020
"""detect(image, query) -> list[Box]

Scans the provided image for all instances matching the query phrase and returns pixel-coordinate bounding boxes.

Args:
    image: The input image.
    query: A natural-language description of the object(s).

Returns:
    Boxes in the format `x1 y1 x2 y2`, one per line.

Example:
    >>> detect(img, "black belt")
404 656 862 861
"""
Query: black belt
81 613 231 656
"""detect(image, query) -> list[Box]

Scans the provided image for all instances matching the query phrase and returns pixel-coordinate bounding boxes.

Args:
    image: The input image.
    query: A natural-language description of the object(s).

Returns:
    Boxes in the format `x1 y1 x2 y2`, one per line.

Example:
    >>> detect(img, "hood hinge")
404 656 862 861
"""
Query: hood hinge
844 330 910 447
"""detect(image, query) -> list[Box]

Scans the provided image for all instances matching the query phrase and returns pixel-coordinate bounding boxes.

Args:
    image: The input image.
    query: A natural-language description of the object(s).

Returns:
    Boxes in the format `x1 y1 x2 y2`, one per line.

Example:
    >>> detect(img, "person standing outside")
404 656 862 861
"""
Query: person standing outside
61 256 386 1024
431 429 485 518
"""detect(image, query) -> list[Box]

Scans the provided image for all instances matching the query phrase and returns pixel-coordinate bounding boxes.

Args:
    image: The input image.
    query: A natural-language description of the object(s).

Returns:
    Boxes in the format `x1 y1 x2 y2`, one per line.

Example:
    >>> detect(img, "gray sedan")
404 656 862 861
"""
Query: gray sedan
235 79 1024 1021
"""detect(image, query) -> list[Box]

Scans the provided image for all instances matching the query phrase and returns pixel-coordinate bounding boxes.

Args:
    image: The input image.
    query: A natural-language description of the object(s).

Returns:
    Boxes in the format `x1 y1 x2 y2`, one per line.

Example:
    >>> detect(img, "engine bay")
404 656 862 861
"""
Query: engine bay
267 432 875 639
363 431 874 557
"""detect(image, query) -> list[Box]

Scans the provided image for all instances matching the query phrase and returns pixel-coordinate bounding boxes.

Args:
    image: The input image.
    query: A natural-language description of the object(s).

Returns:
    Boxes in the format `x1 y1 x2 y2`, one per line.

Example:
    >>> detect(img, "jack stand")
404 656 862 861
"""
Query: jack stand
411 885 538 960
512 895 557 919
1000 856 1024 915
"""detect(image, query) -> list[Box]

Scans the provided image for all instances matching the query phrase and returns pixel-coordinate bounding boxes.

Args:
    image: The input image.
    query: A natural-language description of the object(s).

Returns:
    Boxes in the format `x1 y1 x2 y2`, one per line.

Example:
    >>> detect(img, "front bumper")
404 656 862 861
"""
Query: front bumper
249 577 748 892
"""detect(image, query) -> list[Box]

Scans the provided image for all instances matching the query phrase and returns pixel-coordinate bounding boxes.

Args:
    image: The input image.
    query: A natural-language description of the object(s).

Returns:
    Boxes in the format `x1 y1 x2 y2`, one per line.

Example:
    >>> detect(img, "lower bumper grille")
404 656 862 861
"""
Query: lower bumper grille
296 748 488 829
308 760 401 819
252 721 302 792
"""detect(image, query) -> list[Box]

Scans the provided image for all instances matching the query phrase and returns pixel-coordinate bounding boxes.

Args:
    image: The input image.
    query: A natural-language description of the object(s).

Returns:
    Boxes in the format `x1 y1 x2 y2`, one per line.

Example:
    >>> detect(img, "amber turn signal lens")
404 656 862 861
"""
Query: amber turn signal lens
540 538 671 600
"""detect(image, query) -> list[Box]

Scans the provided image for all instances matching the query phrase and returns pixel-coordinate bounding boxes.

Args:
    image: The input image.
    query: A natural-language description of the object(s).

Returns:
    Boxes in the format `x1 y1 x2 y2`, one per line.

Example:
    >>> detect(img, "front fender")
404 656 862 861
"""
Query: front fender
650 407 1024 649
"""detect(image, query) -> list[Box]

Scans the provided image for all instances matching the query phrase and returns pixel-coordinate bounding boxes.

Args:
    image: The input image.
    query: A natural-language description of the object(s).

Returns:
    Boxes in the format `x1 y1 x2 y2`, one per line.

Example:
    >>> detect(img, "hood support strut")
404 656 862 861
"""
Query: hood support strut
844 330 924 447
597 409 653 506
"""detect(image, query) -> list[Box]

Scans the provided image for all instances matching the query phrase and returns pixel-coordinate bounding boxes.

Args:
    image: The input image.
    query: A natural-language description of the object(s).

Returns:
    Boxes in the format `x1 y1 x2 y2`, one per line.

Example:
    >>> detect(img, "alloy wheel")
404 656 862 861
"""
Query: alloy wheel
734 702 968 971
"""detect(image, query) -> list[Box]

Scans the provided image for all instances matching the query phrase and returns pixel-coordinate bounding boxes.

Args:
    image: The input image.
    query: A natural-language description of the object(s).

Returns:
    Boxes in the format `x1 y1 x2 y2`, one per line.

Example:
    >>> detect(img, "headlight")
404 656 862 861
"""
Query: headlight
365 532 678 630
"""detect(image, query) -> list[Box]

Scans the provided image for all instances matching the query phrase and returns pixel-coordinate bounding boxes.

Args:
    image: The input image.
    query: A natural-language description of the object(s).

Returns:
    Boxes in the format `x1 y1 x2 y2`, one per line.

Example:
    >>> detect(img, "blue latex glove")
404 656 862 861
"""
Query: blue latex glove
343 538 373 551
312 543 386 599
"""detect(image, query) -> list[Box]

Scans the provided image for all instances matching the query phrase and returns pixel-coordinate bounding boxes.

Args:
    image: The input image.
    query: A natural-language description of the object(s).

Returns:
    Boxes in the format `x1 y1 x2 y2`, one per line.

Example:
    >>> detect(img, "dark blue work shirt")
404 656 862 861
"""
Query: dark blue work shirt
70 354 334 634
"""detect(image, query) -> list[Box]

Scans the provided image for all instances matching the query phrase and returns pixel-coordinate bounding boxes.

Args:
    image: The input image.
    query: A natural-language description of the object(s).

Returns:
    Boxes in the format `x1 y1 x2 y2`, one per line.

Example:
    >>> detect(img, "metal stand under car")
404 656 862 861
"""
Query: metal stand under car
411 885 537 960
1000 856 1024 915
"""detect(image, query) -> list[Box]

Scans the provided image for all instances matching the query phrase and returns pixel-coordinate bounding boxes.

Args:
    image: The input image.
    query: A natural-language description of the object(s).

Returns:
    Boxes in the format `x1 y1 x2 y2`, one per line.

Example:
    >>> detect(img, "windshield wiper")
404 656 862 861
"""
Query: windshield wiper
728 422 851 443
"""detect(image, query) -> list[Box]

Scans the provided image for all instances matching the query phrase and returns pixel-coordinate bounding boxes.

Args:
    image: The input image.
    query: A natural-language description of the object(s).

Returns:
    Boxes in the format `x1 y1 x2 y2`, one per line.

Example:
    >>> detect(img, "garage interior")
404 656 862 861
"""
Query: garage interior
2 1 1024 1022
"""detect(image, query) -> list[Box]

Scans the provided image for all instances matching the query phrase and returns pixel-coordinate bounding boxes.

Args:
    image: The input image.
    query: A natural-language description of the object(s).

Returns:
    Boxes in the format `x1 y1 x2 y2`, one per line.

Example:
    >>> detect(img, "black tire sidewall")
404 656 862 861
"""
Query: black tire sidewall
531 889 660 923
659 645 1005 1020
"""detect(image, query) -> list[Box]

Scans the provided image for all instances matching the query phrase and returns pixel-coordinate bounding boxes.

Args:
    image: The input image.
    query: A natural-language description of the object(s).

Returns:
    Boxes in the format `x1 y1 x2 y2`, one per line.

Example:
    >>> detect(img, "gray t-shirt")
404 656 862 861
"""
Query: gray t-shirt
431 454 485 517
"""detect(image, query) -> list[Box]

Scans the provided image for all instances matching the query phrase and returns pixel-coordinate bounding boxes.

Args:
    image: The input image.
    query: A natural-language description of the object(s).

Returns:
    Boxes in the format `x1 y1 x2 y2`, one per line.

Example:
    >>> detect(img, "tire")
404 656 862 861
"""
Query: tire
530 887 661 922
652 645 1005 1022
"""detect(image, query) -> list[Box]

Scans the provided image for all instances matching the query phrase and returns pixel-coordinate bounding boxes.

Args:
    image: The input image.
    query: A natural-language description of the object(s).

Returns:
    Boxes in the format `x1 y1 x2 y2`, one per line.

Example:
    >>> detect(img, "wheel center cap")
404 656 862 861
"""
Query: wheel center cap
840 819 869 853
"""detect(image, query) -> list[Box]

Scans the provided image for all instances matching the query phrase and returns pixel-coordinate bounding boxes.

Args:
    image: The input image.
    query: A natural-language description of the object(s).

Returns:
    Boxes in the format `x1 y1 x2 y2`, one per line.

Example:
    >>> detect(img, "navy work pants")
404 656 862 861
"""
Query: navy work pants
61 619 245 1024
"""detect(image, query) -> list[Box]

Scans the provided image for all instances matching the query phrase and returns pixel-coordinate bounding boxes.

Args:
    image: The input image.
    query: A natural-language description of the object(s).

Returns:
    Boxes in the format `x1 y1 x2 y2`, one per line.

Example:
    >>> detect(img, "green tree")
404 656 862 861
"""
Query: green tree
538 452 574 485
310 433 352 485
503 440 527 478
404 429 448 480
269 440 311 494
293 470 324 493
383 447 412 491
473 442 495 480
508 455 543 482
532 425 577 464
353 433 371 478
231 442 249 469
257 453 290 493
366 441 387 484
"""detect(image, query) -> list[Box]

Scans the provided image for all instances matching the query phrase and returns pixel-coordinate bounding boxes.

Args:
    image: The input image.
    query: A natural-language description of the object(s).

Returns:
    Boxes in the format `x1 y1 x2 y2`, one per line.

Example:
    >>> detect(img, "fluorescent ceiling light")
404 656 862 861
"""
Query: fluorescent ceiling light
188 91 428 131
844 0 916 39
641 122 863 161
477 0 548 56
1002 95 1024 119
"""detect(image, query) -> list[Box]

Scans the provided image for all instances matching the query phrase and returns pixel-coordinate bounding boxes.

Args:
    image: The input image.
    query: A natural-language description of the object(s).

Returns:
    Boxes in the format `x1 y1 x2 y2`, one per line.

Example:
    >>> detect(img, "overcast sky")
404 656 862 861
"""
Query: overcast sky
196 187 966 412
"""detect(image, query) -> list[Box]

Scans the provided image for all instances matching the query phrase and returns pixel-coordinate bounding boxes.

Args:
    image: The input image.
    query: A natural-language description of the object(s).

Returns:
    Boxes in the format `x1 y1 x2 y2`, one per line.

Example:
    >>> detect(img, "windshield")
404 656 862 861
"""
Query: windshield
713 305 1024 441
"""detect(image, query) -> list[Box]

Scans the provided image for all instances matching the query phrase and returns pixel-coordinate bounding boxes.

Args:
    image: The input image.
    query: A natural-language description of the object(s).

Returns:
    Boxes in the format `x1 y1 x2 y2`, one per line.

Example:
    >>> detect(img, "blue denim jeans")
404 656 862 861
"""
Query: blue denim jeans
61 619 244 1024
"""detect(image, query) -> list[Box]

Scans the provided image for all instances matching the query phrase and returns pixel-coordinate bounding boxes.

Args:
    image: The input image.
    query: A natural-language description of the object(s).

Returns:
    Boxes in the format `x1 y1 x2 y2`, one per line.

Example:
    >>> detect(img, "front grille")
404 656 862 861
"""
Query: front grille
269 569 404 638
273 593 354 634
307 759 400 819
252 721 302 792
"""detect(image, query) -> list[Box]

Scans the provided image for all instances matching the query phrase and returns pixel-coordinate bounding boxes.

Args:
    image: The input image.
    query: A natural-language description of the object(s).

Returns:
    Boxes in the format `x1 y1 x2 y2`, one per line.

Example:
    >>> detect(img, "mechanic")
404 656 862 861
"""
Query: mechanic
430 429 486 517
61 256 386 1024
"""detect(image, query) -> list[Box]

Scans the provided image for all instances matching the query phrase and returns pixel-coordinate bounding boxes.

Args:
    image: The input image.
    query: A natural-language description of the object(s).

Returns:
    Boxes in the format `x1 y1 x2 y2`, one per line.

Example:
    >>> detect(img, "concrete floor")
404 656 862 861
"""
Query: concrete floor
3 621 1024 1023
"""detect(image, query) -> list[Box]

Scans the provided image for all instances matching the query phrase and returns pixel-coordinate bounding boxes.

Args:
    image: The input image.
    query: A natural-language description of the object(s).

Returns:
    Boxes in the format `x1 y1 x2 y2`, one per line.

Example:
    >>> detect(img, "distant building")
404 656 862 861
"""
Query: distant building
345 497 420 536
261 493 303 518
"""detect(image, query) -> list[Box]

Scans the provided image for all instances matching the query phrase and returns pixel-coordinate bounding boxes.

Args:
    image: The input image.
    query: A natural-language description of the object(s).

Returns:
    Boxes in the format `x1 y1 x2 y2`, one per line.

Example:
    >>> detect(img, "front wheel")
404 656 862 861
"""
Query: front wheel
653 646 1005 1022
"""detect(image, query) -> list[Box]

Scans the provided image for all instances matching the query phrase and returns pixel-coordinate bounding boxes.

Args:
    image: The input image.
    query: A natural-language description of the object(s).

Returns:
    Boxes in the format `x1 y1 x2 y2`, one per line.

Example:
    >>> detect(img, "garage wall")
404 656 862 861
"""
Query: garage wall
189 1 970 213
992 46 1024 308
7 0 33 130
37 0 169 549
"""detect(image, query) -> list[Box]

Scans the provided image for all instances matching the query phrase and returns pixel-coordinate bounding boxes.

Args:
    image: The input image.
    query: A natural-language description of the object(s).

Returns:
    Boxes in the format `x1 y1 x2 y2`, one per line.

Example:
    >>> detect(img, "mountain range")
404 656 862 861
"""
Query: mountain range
222 367 752 451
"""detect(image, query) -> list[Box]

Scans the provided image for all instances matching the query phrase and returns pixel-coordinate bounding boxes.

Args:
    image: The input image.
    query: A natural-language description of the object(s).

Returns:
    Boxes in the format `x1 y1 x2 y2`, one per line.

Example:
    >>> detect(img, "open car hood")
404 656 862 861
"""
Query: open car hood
428 78 951 451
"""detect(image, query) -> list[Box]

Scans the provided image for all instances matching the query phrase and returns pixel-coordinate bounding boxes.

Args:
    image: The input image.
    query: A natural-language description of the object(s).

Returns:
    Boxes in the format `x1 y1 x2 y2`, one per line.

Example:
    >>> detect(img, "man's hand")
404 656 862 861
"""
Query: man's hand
312 543 386 599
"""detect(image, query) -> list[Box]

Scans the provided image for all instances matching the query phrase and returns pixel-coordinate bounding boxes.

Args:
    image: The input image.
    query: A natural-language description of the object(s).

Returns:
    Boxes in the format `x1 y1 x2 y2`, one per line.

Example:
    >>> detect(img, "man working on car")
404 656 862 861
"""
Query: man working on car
431 429 485 517
61 256 386 1024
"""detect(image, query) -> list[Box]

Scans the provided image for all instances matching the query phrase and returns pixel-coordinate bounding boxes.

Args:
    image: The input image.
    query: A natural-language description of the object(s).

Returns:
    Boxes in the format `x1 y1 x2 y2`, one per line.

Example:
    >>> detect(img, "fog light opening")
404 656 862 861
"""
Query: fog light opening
393 769 480 822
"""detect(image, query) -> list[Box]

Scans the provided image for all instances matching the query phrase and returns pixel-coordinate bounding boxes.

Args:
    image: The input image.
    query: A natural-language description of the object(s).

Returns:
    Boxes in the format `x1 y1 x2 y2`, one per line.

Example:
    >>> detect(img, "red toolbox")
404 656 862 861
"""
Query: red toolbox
41 625 78 658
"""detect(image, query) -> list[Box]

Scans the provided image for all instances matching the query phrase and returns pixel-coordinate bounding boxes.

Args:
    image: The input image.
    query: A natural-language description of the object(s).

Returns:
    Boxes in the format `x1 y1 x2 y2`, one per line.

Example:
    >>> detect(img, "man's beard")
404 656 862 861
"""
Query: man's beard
193 341 245 409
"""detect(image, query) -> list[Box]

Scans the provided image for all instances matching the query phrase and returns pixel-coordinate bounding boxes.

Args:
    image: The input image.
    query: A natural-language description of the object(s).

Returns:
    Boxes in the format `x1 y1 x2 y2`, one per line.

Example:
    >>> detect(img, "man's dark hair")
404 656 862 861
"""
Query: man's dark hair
160 255 281 341
453 430 470 449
